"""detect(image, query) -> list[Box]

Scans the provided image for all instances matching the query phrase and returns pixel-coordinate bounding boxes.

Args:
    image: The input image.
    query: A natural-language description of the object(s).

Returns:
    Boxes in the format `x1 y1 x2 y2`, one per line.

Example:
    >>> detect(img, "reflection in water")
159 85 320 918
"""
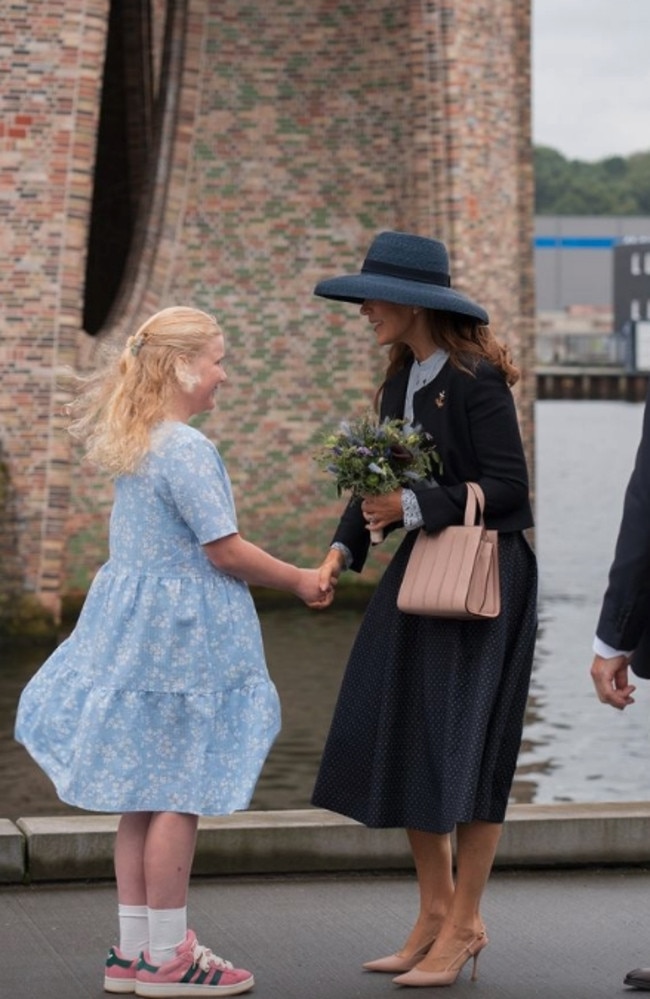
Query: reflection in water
511 615 556 805
521 400 650 804
3 401 650 819
0 609 358 820
250 607 355 811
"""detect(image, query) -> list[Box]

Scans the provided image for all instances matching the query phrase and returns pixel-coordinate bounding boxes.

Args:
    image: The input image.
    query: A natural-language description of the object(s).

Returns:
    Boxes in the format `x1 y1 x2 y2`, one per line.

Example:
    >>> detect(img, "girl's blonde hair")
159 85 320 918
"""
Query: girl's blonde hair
68 306 222 476
376 309 519 408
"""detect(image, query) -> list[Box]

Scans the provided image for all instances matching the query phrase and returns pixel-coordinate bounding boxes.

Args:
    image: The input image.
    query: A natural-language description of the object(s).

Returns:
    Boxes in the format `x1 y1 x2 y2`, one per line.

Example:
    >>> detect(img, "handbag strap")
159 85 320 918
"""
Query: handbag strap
464 482 486 526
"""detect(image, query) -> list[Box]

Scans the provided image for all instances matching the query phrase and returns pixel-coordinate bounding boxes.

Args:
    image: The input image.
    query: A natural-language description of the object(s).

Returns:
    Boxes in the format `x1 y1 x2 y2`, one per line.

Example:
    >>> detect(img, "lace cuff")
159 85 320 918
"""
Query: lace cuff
401 489 424 531
330 542 353 570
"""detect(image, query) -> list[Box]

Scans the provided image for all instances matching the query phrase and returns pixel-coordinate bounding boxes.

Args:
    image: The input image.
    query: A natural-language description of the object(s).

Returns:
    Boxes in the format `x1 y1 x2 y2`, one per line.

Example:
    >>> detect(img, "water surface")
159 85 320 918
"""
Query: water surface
2 400 650 818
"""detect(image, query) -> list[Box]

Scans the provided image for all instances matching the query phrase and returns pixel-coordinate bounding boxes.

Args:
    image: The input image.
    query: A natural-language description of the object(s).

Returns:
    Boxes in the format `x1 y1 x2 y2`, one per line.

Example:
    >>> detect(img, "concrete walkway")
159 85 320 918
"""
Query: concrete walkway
4 804 650 998
3 866 650 998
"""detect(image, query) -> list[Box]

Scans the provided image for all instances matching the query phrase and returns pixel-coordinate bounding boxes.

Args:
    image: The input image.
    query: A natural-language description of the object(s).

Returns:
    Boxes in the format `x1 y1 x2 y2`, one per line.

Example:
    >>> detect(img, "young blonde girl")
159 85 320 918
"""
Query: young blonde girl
16 306 331 997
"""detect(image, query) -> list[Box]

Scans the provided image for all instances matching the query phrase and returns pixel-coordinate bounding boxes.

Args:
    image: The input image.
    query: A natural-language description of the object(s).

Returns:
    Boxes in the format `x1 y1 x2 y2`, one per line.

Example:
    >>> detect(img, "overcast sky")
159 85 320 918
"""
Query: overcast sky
533 0 650 161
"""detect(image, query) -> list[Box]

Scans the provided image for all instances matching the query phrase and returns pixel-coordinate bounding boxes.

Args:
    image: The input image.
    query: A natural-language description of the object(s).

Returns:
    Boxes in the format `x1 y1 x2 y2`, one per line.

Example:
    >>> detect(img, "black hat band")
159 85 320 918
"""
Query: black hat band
362 259 451 288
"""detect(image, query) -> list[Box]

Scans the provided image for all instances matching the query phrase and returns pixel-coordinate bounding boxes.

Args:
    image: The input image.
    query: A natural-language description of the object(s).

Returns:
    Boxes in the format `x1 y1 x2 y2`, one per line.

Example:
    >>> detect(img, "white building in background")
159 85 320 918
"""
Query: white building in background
534 216 650 368
535 215 650 318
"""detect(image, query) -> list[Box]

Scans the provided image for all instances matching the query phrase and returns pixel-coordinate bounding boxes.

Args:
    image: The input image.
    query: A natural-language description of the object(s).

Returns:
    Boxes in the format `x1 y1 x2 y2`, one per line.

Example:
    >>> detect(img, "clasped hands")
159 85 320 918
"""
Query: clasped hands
307 489 403 611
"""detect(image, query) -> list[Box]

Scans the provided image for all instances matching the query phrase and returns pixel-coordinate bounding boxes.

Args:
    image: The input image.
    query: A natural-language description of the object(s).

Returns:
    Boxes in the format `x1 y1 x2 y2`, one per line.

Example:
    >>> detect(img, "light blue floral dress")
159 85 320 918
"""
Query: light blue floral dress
15 422 281 815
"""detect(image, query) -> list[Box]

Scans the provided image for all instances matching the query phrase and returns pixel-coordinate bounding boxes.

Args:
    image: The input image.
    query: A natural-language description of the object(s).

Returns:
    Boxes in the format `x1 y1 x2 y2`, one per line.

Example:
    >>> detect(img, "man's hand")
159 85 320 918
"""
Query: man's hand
590 653 636 710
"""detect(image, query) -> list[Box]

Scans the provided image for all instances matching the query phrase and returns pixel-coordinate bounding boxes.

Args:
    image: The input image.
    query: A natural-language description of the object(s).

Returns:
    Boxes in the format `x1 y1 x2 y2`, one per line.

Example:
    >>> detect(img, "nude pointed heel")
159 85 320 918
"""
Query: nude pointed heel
363 940 435 974
392 930 488 987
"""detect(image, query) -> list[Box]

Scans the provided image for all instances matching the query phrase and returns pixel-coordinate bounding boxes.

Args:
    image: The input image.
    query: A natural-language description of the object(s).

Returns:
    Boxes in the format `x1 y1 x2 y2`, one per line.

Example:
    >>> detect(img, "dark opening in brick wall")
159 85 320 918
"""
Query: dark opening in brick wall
83 0 157 335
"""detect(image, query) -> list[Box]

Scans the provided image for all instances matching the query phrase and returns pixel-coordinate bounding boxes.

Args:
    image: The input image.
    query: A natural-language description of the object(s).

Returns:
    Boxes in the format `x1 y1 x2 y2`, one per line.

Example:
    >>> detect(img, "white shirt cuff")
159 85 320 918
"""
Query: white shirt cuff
593 636 631 659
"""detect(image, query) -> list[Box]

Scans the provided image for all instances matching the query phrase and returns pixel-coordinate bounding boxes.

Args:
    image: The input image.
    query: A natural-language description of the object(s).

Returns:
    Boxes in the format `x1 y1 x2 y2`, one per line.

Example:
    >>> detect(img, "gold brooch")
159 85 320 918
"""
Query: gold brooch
435 391 446 409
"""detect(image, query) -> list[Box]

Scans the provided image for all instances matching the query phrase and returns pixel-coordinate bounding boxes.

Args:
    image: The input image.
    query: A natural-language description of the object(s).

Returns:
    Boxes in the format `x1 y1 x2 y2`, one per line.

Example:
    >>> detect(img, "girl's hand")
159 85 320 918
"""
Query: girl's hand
304 550 345 610
296 568 335 608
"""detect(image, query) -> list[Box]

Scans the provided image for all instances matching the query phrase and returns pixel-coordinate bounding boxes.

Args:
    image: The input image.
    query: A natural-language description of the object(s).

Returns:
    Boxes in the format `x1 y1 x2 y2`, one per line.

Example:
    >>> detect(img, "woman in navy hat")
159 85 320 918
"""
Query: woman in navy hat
311 232 537 988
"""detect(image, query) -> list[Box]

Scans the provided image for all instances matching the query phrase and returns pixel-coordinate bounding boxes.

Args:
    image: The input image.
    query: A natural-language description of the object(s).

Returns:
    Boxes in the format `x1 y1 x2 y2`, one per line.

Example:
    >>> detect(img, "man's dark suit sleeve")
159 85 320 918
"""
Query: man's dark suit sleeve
596 384 650 650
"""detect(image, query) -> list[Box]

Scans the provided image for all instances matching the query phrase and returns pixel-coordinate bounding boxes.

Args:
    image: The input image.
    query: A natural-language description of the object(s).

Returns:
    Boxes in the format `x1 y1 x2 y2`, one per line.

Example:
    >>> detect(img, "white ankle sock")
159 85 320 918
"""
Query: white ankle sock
148 906 187 965
118 903 149 959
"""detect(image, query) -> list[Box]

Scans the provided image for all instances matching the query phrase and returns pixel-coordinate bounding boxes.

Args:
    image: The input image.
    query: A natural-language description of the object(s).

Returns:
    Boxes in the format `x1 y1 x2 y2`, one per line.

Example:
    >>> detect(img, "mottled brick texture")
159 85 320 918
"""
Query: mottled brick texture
0 0 534 618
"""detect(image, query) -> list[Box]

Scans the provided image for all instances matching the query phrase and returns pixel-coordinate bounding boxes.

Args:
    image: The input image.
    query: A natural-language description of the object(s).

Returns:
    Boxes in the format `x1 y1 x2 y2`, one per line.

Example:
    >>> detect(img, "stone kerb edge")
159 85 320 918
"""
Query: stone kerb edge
192 809 412 875
9 803 650 883
0 819 25 883
15 814 119 882
499 801 650 866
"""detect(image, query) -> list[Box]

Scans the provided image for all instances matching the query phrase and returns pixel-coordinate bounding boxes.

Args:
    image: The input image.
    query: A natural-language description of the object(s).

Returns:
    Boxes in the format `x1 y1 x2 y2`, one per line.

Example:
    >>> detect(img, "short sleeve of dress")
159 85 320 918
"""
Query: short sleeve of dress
159 427 238 544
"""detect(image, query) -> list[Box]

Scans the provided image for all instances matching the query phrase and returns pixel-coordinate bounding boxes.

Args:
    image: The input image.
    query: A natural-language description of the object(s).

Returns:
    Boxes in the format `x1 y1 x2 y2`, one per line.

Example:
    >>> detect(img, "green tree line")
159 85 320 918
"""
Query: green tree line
535 146 650 215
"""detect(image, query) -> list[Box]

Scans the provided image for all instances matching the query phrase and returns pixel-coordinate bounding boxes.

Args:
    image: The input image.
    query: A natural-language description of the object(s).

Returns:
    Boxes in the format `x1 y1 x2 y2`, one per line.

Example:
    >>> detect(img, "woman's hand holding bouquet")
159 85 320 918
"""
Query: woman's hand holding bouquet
315 413 441 544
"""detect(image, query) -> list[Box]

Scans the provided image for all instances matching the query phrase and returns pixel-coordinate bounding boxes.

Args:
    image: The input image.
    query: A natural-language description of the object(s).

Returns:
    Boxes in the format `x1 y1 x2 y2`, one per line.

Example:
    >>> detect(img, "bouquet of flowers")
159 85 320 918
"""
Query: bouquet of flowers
315 413 441 543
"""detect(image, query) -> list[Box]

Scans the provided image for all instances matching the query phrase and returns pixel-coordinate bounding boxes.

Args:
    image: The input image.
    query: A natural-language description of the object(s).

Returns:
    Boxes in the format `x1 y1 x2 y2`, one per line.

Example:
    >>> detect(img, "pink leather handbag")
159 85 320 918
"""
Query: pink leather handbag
397 482 500 619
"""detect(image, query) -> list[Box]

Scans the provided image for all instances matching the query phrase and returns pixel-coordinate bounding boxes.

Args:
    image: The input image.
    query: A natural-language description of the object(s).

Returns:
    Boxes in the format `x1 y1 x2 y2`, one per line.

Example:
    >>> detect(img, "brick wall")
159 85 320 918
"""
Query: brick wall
0 0 534 619
0 0 107 616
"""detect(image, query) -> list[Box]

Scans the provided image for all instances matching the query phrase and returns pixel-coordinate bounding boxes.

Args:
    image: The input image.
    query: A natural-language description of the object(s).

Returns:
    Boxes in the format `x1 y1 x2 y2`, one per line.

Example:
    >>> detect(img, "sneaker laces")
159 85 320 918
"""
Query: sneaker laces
191 939 234 973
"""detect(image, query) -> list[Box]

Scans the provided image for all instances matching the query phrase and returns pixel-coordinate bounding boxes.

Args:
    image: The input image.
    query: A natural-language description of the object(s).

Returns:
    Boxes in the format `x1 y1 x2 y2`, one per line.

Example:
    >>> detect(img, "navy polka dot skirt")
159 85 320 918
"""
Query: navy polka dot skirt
312 531 538 834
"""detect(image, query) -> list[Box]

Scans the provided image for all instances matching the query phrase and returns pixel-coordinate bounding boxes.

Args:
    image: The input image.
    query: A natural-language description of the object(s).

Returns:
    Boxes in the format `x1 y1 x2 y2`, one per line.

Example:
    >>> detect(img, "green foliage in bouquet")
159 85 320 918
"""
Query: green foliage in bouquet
315 413 441 497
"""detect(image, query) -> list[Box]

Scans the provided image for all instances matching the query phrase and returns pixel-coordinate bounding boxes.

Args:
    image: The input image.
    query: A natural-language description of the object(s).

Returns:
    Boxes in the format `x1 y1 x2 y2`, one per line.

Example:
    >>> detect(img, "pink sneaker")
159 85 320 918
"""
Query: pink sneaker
104 946 138 993
135 930 254 997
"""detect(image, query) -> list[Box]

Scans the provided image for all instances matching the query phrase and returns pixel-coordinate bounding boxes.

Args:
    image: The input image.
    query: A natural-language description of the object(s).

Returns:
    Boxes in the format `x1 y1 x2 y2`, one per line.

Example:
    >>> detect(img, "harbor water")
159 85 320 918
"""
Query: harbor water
1 399 649 819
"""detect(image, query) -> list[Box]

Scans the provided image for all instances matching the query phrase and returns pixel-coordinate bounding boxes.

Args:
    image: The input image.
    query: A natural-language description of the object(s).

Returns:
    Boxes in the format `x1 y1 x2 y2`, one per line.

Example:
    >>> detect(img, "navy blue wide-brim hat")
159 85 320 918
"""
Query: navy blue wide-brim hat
313 230 489 325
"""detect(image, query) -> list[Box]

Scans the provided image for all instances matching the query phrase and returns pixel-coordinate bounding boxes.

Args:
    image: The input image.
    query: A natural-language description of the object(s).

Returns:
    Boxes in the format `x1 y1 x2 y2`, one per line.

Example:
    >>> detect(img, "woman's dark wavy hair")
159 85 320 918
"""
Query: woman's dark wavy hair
375 309 519 409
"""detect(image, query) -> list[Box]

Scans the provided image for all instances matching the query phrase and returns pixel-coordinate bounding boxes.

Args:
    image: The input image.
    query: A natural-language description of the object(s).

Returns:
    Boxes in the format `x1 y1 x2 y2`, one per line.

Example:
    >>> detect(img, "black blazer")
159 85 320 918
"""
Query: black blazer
332 358 534 572
596 382 650 676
